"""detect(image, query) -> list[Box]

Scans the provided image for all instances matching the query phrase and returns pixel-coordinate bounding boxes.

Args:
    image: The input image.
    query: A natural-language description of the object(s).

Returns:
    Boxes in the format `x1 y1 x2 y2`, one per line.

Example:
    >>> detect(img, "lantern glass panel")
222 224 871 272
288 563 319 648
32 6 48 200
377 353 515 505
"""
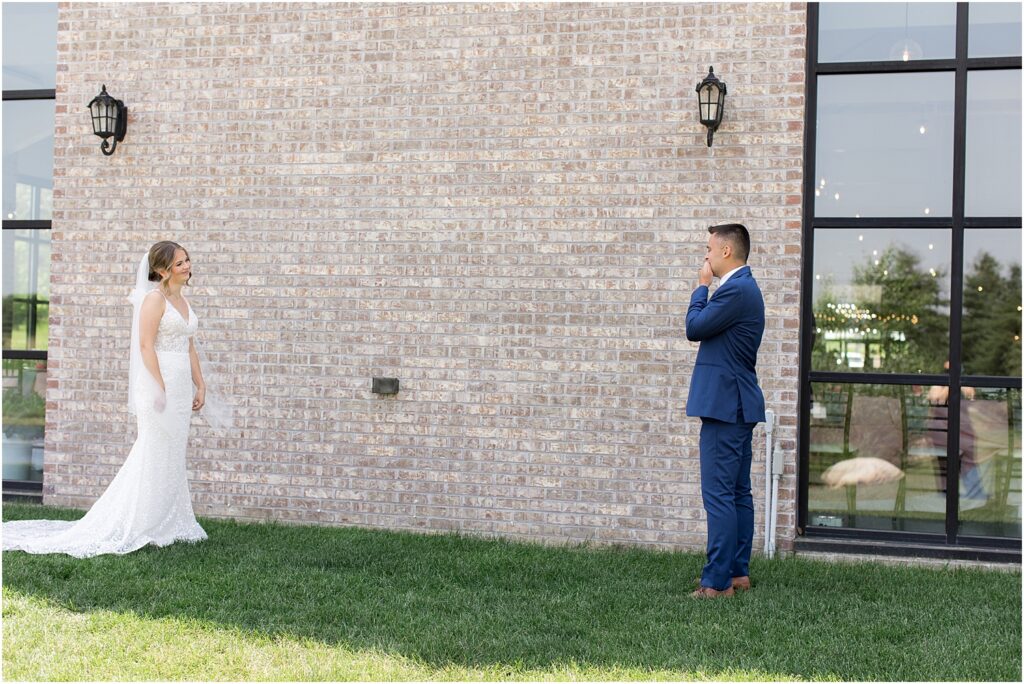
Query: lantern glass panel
706 86 720 122
699 85 719 123
90 100 105 135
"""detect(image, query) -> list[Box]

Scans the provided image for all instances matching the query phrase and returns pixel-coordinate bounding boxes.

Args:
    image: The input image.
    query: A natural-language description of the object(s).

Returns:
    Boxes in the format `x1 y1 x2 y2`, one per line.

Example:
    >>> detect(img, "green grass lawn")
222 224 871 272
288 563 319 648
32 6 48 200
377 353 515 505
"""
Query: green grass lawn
3 503 1021 681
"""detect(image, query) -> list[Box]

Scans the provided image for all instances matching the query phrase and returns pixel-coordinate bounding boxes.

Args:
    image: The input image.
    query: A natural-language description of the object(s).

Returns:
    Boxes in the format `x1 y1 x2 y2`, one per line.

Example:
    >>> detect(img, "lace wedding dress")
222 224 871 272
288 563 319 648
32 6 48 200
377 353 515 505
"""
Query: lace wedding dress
2 299 207 557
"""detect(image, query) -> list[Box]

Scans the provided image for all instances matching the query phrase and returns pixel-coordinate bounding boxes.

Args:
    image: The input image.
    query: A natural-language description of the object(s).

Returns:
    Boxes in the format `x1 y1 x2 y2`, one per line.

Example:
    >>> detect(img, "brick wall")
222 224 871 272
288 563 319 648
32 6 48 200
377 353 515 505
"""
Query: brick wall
47 2 806 552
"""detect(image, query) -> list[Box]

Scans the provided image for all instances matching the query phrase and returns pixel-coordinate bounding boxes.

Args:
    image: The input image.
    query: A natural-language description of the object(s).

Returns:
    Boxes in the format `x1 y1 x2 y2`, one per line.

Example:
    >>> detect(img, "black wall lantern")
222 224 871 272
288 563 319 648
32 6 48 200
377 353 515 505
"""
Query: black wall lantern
87 85 127 156
696 67 727 147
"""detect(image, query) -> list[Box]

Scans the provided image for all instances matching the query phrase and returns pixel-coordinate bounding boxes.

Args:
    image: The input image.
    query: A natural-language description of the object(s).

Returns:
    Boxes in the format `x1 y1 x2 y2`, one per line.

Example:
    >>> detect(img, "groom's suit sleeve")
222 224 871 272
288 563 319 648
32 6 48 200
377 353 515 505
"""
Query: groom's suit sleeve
685 284 744 341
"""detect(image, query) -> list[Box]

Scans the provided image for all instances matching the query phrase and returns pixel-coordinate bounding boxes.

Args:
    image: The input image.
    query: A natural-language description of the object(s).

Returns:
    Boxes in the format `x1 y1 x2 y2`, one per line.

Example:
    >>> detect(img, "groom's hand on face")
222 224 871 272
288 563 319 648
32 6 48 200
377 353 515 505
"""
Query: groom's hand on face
700 260 714 287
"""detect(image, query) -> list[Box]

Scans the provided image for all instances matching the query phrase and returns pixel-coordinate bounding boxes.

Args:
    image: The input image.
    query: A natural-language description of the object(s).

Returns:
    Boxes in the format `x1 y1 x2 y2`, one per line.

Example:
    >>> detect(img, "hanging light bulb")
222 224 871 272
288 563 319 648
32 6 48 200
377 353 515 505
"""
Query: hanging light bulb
889 4 924 62
891 39 924 62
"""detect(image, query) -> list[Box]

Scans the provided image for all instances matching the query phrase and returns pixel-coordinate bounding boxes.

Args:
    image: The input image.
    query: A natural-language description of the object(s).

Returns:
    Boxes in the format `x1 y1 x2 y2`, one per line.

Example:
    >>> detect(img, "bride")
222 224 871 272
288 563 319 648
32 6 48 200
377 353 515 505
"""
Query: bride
2 241 232 557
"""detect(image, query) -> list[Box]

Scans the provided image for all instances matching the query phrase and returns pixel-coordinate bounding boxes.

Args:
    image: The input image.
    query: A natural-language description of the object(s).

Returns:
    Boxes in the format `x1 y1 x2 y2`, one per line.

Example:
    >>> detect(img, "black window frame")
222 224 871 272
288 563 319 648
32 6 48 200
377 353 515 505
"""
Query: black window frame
799 2 1022 549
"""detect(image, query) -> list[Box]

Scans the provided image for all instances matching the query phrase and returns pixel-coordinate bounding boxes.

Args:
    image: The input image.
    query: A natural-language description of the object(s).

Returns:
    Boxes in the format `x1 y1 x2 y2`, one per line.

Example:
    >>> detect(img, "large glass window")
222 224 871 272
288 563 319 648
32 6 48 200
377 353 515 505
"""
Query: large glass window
809 382 948 534
3 3 56 489
962 230 1022 377
2 229 50 352
812 229 951 374
958 387 1021 538
2 358 47 483
804 3 1022 546
2 99 55 221
815 73 954 218
1 3 57 91
964 70 1022 217
818 2 956 63
967 2 1022 58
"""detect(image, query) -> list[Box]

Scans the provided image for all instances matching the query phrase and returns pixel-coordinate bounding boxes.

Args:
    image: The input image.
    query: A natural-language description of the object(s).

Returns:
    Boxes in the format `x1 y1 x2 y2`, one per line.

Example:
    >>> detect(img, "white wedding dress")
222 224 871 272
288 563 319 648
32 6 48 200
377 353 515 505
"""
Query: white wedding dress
2 298 207 557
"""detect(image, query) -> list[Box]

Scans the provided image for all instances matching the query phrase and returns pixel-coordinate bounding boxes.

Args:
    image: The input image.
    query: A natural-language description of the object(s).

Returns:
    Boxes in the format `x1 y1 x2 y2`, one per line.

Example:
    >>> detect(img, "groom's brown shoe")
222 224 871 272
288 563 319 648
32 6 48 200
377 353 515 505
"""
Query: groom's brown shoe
690 585 735 599
694 576 751 591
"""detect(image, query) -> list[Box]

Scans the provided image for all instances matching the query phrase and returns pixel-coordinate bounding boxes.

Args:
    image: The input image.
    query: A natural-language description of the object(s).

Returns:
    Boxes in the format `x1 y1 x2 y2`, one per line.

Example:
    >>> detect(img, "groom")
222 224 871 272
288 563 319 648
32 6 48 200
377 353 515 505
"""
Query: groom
685 223 766 598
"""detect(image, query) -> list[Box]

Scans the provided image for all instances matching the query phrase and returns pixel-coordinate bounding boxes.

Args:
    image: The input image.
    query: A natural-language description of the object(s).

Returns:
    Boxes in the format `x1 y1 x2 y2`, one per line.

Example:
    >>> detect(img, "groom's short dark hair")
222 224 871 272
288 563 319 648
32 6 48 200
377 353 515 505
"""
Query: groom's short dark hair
709 223 750 263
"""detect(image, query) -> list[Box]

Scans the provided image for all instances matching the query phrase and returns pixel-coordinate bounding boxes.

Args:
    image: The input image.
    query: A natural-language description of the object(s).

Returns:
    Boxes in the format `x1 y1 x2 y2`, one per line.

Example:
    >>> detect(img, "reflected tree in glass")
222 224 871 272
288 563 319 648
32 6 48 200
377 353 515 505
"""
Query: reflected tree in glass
814 245 949 374
1 230 50 352
1 358 47 482
962 252 1022 377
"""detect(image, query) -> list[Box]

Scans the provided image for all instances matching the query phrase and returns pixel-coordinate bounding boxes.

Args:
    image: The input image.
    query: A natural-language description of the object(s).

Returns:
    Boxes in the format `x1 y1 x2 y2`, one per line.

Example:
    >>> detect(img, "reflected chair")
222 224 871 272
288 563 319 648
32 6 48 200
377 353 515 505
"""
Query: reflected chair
809 384 858 515
896 387 949 516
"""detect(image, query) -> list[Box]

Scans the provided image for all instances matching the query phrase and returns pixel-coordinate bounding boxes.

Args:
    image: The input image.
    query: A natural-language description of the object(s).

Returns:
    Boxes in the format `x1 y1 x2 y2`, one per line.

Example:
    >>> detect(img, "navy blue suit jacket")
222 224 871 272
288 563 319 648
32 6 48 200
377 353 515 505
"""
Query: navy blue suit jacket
685 265 766 424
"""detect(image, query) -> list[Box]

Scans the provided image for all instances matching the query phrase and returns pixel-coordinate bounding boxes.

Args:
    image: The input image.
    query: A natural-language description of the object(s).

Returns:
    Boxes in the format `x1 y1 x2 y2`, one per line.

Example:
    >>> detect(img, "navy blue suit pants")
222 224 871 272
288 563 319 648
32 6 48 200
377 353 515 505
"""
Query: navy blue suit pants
699 417 755 591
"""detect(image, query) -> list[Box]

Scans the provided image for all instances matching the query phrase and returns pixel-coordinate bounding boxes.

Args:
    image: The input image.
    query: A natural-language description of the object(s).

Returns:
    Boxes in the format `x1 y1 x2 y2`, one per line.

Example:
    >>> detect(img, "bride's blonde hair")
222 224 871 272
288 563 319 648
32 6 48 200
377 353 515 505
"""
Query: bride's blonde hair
147 241 191 287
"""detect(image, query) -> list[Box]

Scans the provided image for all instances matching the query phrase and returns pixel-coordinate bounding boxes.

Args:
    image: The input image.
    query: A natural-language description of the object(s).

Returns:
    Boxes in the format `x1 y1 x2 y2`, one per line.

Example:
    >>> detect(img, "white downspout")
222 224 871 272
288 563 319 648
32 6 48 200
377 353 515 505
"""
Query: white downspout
768 441 784 558
762 409 775 556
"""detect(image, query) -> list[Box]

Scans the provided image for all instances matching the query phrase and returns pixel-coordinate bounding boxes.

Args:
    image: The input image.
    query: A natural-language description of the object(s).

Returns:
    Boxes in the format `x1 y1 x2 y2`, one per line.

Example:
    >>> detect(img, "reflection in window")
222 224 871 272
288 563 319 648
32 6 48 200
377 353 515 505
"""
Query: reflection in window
812 229 950 374
808 382 946 534
965 70 1023 218
968 2 1022 58
958 387 1021 539
1 3 58 91
962 230 1022 377
818 2 956 63
2 358 47 483
816 73 954 218
2 230 51 352
2 100 56 221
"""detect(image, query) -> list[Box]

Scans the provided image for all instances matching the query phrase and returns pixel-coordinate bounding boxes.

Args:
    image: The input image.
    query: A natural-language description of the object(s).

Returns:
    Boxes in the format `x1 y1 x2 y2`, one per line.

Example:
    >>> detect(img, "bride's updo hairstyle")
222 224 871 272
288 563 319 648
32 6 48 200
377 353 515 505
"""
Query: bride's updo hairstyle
148 241 191 287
